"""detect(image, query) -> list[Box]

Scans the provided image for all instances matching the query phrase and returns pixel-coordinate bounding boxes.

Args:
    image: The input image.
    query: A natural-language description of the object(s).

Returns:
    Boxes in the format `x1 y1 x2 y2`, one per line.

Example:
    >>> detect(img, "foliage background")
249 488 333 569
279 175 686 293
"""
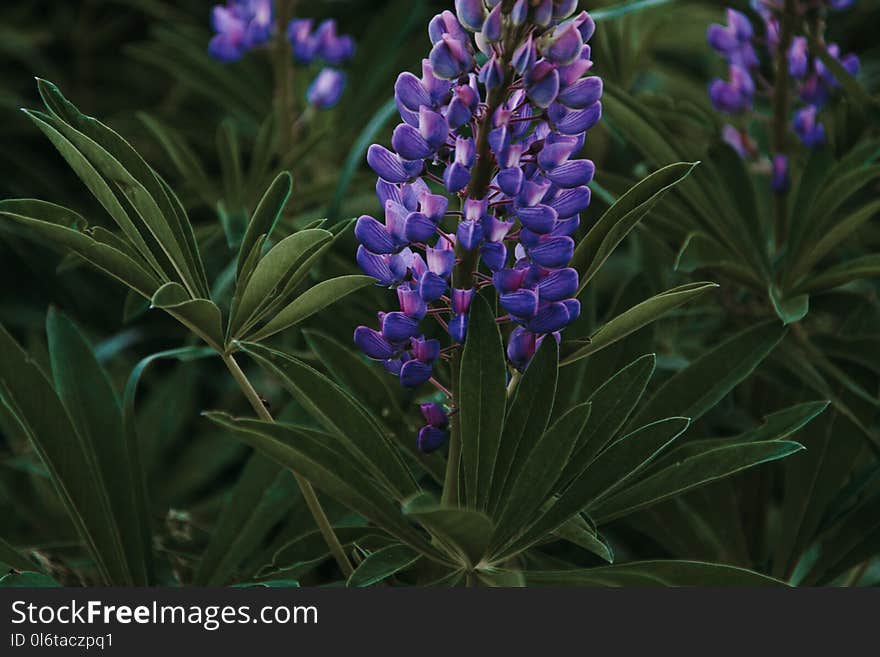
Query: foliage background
0 0 878 586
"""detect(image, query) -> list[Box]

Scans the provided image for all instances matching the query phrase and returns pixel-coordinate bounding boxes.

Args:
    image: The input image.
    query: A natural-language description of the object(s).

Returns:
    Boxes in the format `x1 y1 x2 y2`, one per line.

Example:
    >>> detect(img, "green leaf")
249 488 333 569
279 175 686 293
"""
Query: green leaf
0 203 161 298
270 527 391 576
736 401 829 442
403 493 494 567
571 162 698 290
497 418 689 559
0 537 35 573
675 232 762 287
196 454 293 586
46 309 152 586
787 199 880 288
492 403 591 550
774 414 865 582
238 342 417 499
795 255 880 293
33 81 207 295
559 354 656 485
488 338 558 516
628 321 786 429
591 441 804 523
151 283 225 350
238 171 292 278
0 571 60 587
459 293 507 509
526 561 788 587
347 544 420 587
0 326 127 584
248 275 376 341
769 285 809 325
562 283 718 365
552 515 614 563
204 413 431 554
228 229 332 338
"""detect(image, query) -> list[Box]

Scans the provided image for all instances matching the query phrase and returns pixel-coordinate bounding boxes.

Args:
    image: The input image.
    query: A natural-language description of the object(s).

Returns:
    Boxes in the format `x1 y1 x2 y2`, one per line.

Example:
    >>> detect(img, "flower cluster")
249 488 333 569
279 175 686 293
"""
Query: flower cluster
707 2 859 191
353 0 602 452
209 0 274 62
288 19 356 109
208 1 355 109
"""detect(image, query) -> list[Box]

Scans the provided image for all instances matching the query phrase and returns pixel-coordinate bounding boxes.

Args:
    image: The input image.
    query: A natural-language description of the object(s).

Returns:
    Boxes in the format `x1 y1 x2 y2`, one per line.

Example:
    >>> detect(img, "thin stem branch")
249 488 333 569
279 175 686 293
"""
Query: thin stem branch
772 0 795 249
273 0 297 165
221 352 354 577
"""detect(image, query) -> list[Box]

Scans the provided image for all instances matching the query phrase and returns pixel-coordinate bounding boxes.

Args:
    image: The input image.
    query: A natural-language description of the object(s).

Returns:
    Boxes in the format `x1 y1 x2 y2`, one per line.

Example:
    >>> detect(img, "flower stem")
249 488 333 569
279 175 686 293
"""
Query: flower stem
273 0 297 165
221 352 354 577
772 0 795 249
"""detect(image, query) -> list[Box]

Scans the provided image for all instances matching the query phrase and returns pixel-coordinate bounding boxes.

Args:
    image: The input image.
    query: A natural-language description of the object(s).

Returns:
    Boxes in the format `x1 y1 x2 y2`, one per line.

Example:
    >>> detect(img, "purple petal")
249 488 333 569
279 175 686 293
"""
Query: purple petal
404 212 437 243
444 162 471 193
501 288 540 318
368 145 421 183
418 272 448 302
381 311 420 342
545 159 595 188
517 204 558 234
392 123 433 160
400 359 433 387
354 326 395 360
355 215 395 254
449 313 468 343
558 76 603 109
480 241 507 271
356 246 396 285
456 219 484 251
549 186 591 218
417 425 448 453
529 236 575 268
525 301 571 333
537 268 579 301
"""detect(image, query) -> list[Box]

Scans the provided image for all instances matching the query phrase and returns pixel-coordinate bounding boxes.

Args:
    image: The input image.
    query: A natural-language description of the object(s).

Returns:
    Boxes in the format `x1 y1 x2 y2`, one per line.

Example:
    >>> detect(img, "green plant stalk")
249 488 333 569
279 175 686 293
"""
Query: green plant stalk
442 27 520 508
273 0 297 164
772 0 795 249
221 352 355 577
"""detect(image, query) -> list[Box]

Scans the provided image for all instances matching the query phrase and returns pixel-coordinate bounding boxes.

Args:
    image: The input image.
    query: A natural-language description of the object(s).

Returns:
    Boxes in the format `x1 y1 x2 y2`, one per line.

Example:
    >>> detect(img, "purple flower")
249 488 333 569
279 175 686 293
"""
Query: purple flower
209 0 274 62
353 4 603 450
307 68 346 109
771 154 790 193
793 105 825 147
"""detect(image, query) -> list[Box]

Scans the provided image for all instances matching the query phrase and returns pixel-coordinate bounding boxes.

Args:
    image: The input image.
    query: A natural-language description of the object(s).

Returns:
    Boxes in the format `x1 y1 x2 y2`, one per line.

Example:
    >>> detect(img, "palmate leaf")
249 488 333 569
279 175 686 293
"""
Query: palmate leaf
794 255 880 293
0 323 140 585
526 560 788 587
151 283 225 351
268 527 393 578
403 493 494 568
227 229 332 338
32 80 207 296
238 342 418 499
204 413 434 558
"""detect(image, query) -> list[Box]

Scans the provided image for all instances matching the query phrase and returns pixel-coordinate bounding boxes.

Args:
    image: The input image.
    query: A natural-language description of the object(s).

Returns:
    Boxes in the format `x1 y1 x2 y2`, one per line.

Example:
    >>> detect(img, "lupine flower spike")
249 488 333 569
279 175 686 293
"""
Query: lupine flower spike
209 2 355 110
707 1 859 189
354 0 602 453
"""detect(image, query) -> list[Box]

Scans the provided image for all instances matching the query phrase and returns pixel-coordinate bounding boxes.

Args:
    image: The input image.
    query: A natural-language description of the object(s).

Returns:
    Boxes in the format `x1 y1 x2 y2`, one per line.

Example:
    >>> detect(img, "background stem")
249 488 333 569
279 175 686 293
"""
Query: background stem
273 0 296 165
221 352 354 577
772 0 795 249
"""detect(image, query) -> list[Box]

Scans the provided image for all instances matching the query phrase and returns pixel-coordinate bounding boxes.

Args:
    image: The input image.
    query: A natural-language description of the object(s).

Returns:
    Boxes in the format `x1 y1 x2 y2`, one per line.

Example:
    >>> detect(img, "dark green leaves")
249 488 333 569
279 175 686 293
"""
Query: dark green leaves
562 283 718 365
347 544 420 587
237 171 292 277
591 441 804 523
0 316 150 585
571 162 699 290
628 321 787 429
459 293 507 509
526 561 788 587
